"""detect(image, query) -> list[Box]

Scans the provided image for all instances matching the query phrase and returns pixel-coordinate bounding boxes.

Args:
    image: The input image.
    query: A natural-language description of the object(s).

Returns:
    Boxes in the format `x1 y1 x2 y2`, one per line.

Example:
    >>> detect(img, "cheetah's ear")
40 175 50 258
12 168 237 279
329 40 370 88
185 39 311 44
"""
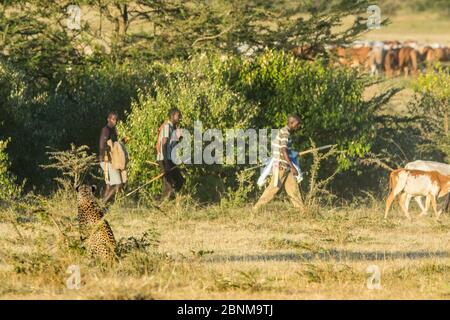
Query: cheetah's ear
91 185 97 193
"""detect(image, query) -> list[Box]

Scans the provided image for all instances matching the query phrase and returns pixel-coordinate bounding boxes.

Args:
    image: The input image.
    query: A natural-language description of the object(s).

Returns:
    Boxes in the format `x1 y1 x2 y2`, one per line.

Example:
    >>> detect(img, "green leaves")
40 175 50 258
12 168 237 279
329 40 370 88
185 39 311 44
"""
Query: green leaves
0 139 22 202
233 50 375 158
40 144 98 189
410 64 450 161
414 64 450 103
120 50 388 201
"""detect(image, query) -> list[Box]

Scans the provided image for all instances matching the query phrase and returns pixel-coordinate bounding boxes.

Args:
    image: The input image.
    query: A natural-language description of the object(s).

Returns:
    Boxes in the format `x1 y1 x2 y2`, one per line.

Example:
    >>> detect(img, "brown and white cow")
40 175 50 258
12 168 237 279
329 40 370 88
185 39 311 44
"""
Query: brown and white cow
336 46 372 70
398 47 419 77
368 43 384 76
385 169 450 220
405 160 450 212
383 48 399 77
425 47 448 64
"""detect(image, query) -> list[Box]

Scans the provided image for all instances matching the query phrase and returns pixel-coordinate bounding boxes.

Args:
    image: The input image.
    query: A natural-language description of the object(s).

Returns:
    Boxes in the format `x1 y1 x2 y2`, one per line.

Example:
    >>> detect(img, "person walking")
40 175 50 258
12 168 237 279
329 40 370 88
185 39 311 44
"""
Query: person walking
253 114 304 211
156 108 184 200
99 111 123 204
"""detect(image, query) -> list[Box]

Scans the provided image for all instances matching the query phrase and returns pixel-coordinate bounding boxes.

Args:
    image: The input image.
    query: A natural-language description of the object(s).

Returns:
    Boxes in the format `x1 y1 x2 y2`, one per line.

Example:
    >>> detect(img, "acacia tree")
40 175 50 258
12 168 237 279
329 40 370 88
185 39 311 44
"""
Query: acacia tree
0 0 198 78
0 0 84 81
0 0 385 75
85 0 197 60
267 0 386 60
0 139 22 201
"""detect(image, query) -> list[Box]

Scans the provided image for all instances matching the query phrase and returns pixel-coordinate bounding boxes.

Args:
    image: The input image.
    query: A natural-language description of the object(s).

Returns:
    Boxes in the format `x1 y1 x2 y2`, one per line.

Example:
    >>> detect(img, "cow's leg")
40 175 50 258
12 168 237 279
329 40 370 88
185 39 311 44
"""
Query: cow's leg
420 195 431 216
429 194 440 219
417 196 429 215
404 193 412 211
384 189 398 219
398 192 411 220
411 52 418 76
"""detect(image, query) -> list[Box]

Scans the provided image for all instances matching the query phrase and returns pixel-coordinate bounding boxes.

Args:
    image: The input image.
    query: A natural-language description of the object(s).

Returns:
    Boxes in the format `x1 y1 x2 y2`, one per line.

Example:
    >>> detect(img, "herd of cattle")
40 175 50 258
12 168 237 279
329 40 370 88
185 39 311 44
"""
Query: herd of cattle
291 40 450 77
334 40 449 77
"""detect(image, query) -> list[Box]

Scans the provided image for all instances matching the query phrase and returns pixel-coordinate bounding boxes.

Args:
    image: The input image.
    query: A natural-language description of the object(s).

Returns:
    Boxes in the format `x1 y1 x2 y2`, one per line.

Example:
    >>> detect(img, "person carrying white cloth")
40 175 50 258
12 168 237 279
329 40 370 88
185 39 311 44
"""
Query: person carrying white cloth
253 115 304 211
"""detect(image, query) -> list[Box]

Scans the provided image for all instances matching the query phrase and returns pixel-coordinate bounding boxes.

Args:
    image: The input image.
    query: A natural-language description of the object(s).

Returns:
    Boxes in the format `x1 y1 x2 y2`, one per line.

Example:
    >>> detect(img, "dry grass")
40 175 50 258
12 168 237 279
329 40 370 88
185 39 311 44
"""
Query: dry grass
361 11 450 44
364 77 415 115
0 2 448 300
1 192 450 300
336 10 450 44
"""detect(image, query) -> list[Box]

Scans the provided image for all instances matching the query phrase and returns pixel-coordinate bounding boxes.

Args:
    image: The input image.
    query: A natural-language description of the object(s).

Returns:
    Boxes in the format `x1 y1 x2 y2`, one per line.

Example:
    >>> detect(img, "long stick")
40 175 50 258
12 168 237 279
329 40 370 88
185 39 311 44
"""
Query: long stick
123 165 180 198
124 172 165 198
298 144 335 156
243 144 335 172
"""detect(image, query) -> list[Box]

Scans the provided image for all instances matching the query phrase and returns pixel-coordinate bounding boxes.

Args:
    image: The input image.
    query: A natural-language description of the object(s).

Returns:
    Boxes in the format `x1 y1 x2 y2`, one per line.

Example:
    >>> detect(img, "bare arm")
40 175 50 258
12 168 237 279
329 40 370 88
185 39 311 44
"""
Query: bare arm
99 127 110 161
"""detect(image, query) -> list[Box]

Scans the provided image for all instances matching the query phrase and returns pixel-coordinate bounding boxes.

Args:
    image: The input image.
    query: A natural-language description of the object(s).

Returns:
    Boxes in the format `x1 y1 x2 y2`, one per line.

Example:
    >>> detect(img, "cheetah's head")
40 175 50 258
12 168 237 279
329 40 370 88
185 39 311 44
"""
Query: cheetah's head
76 184 97 204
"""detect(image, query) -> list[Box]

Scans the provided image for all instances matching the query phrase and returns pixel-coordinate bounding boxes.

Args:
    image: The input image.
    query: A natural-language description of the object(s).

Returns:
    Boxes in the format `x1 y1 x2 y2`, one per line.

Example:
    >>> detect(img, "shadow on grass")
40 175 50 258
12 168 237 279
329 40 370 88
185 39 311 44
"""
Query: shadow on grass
205 250 450 263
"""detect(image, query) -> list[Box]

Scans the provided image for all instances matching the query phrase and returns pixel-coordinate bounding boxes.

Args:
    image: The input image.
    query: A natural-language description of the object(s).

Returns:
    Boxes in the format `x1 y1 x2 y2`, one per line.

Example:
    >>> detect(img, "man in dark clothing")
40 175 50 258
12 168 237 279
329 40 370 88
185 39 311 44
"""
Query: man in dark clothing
156 108 184 200
99 111 123 204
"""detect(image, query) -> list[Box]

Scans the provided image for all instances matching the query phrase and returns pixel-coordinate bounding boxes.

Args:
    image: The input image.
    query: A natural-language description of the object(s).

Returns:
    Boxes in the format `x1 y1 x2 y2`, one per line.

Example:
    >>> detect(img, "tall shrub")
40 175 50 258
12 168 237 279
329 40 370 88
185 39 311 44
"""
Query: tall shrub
229 50 379 166
122 51 394 201
0 139 22 202
120 54 257 201
0 60 156 190
410 64 450 158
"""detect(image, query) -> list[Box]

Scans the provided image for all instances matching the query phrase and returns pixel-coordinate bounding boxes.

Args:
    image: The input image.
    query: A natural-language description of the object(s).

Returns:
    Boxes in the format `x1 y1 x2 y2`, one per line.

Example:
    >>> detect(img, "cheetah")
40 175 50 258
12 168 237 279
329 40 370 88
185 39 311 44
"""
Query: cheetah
76 184 116 261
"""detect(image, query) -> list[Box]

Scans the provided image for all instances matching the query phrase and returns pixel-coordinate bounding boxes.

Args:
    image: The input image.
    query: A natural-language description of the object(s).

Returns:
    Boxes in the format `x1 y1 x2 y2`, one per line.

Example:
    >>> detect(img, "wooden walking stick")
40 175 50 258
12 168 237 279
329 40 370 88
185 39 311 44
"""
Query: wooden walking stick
124 172 165 198
298 144 335 156
123 164 181 198
243 144 336 172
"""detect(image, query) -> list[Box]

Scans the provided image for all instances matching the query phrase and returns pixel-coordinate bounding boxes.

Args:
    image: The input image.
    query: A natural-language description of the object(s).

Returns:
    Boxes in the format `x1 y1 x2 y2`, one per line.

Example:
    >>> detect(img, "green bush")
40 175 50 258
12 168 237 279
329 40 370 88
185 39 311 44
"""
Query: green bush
227 50 394 196
121 51 392 201
0 60 156 190
120 54 257 201
410 64 450 158
0 139 22 202
230 50 377 167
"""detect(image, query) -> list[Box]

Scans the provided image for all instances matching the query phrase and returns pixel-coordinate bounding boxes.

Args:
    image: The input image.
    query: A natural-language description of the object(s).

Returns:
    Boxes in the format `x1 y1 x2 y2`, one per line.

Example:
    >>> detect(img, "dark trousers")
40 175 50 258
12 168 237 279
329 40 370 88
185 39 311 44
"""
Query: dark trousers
157 160 184 199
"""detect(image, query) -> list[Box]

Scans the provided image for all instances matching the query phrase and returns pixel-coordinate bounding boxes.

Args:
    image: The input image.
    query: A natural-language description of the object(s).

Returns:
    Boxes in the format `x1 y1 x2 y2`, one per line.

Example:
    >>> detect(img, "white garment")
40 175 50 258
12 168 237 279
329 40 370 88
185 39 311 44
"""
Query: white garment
257 157 303 188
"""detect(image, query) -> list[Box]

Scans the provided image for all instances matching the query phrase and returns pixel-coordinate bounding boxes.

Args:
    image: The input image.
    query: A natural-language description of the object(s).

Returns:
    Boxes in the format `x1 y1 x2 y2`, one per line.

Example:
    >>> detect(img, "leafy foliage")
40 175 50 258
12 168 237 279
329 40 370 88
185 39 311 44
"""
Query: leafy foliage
121 51 394 201
0 60 154 190
0 139 22 202
229 50 392 171
410 64 450 159
40 144 98 190
119 54 257 201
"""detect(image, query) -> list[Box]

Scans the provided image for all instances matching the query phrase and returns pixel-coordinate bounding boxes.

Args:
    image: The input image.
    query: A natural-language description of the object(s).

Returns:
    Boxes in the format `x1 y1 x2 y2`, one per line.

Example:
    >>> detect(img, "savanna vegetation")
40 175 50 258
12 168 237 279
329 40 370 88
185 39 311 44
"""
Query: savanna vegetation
0 0 449 299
